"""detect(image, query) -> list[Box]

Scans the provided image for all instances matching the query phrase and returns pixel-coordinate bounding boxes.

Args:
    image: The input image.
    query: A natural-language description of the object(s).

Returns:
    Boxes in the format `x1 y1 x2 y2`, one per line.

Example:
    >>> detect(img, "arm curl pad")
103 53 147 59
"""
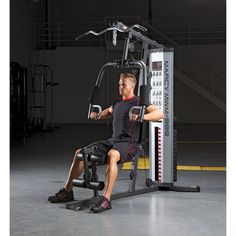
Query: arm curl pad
140 85 151 105
88 85 101 103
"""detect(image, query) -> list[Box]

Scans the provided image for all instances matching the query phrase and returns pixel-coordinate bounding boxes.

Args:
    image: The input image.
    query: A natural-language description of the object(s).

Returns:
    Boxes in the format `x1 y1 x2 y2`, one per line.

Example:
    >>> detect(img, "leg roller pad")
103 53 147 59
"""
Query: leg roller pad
72 179 105 191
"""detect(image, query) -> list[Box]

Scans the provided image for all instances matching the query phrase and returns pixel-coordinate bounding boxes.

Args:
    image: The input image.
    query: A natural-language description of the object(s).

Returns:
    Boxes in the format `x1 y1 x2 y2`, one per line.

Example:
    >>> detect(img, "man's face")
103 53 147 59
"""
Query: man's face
119 78 134 96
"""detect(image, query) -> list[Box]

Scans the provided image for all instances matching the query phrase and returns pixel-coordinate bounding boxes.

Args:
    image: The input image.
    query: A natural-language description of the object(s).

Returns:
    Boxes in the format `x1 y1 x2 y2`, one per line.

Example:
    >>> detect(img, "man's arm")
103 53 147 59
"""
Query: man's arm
129 104 164 122
143 105 164 122
90 106 113 120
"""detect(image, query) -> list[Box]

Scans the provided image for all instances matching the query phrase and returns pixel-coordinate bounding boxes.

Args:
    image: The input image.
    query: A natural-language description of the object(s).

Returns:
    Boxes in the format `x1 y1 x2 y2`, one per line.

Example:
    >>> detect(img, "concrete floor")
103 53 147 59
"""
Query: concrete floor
10 125 226 236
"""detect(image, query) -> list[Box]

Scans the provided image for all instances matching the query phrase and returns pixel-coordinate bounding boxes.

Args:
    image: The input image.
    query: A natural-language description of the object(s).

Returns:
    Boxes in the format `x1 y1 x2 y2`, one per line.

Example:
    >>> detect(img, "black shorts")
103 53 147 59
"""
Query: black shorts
84 138 140 163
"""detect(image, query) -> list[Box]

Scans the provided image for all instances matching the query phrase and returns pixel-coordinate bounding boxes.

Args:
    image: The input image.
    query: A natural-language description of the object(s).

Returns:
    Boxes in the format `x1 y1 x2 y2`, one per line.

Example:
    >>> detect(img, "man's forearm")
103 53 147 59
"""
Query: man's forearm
143 110 164 122
98 108 111 120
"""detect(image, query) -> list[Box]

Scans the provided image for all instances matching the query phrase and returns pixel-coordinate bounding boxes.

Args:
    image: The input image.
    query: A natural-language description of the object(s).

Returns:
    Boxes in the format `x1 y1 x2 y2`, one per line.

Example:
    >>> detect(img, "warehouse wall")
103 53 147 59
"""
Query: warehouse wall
38 45 225 124
10 0 226 125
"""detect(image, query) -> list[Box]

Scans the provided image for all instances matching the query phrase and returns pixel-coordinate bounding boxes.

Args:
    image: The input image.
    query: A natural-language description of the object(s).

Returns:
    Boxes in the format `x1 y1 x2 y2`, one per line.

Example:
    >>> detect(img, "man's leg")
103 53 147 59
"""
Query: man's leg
90 149 120 212
103 149 121 200
64 149 84 192
48 148 84 203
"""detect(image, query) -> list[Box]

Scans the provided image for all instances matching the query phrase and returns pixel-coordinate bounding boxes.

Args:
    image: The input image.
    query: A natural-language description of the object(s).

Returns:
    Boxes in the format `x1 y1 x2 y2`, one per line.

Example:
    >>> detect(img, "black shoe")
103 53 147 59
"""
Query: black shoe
90 196 112 213
48 188 74 203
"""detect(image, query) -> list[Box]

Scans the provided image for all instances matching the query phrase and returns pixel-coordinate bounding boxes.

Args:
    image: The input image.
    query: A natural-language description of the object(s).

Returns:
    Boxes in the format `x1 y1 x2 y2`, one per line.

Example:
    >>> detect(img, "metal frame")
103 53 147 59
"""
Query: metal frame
149 48 174 183
87 59 148 122
147 48 199 192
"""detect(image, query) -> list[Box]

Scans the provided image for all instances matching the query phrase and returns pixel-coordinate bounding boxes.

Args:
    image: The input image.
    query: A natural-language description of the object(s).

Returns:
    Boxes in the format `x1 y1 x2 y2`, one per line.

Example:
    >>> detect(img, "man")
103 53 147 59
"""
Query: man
48 73 164 213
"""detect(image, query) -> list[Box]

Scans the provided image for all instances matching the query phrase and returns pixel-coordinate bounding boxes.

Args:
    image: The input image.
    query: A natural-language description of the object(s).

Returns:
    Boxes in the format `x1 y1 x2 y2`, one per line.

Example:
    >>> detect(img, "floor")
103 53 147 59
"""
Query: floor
10 124 226 236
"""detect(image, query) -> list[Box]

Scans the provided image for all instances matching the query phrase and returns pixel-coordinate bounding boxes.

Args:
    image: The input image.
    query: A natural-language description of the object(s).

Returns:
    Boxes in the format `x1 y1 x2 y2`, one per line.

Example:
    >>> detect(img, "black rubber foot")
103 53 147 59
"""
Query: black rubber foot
145 178 200 192
66 196 102 211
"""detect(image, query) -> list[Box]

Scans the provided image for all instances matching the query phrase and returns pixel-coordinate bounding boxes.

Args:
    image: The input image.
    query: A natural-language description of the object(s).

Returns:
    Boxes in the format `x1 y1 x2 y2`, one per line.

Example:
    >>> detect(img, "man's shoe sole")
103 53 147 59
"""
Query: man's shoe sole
91 206 112 213
48 198 74 203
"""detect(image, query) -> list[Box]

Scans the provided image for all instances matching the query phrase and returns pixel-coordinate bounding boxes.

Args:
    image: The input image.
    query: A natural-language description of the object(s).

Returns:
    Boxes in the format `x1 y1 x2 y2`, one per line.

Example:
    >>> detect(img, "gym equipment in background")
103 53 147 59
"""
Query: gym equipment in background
10 62 28 143
29 64 58 132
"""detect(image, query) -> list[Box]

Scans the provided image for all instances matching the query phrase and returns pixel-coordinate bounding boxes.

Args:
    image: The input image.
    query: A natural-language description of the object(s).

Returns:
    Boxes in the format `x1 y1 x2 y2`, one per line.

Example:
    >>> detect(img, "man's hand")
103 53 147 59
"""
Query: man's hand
90 112 101 120
90 107 112 120
129 114 139 122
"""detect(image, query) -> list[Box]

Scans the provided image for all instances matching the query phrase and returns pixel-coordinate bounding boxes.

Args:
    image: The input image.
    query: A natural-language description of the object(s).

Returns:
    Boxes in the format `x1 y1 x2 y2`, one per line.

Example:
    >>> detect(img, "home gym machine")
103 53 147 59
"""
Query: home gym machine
66 22 200 211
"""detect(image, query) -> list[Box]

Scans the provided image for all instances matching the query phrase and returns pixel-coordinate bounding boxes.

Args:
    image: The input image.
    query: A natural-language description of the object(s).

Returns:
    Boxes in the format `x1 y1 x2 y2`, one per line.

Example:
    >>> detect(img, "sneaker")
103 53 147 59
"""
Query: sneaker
48 188 74 203
90 196 112 213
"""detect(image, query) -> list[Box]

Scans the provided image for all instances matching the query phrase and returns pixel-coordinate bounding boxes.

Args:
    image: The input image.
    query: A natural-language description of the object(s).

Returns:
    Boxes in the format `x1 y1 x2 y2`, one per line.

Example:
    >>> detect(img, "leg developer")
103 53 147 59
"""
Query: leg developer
66 145 108 210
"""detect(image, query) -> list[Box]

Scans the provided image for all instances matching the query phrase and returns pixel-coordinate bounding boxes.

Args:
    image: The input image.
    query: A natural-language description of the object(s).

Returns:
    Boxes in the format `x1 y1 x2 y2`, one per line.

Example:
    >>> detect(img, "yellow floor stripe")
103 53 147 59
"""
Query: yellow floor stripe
122 158 226 171
201 166 226 171
122 158 150 170
177 165 202 171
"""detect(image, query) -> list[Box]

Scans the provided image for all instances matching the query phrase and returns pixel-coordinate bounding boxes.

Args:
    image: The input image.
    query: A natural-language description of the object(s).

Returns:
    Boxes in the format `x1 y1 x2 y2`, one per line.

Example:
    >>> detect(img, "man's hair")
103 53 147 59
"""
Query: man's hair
120 73 137 87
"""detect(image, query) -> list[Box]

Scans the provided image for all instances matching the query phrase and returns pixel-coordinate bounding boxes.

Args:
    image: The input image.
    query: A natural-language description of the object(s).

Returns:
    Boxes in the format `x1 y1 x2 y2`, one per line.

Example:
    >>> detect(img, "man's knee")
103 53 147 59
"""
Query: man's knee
107 149 121 163
75 148 81 155
74 148 82 161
